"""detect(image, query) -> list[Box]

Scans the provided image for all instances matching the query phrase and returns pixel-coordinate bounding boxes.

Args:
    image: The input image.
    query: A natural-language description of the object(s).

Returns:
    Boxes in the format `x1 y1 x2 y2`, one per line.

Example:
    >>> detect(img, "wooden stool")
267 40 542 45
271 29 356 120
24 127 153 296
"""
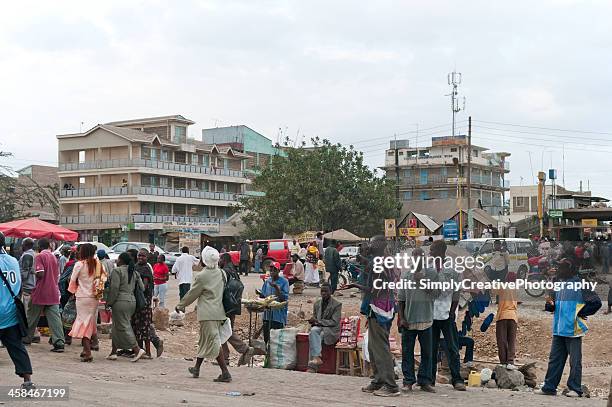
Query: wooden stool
335 345 363 376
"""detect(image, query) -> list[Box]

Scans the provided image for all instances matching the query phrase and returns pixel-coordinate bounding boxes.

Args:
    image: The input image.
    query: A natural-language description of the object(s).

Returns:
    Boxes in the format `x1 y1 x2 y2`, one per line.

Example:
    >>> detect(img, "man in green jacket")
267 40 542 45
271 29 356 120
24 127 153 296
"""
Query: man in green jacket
176 247 231 382
324 240 342 294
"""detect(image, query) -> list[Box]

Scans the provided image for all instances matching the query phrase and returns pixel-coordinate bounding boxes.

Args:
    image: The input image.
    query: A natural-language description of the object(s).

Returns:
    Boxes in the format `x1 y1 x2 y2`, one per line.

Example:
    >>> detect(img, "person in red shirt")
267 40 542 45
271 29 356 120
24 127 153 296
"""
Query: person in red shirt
153 255 169 308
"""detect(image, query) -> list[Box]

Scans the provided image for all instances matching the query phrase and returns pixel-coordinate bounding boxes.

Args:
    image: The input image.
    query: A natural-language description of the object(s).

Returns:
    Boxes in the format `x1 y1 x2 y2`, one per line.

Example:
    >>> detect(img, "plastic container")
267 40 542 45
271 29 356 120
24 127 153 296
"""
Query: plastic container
468 370 481 387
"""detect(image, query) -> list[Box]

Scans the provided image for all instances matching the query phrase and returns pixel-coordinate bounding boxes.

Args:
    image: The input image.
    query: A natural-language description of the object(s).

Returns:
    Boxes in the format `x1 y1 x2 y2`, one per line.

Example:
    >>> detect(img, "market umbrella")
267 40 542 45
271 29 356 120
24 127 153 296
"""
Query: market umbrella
323 228 362 242
0 217 78 241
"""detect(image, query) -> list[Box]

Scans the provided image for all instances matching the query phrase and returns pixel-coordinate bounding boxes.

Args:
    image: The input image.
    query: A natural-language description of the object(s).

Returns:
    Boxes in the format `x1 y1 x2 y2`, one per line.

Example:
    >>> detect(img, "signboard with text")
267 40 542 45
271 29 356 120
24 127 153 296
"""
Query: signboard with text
399 227 425 237
581 219 598 227
443 220 459 240
548 210 563 218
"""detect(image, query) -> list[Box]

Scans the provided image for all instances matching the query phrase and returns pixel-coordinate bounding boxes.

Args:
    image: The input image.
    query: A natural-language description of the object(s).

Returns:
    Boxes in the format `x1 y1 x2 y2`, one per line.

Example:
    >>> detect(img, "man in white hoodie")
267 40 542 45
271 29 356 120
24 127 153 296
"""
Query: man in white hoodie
172 246 199 300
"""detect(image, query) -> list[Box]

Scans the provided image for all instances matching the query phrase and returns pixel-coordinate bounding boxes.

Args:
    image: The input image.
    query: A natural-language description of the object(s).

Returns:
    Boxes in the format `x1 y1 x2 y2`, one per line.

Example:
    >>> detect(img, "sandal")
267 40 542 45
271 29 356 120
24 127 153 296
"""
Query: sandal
106 354 117 361
80 355 93 362
188 367 200 378
213 373 232 383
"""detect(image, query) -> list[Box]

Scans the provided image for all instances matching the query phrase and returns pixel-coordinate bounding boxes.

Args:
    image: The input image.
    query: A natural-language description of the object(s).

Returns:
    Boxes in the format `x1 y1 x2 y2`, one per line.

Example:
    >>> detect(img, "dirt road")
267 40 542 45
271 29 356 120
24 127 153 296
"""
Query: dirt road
2 274 609 406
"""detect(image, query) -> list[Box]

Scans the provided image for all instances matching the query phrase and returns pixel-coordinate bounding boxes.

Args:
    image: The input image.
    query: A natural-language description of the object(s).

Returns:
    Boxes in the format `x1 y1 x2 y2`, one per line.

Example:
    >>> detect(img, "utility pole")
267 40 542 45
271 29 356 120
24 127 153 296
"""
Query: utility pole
394 134 400 218
467 116 472 237
538 171 546 238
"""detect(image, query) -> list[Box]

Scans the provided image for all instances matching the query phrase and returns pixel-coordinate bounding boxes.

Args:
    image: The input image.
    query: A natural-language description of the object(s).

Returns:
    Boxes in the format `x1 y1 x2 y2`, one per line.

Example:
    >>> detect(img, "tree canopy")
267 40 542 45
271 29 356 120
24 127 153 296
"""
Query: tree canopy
238 138 399 238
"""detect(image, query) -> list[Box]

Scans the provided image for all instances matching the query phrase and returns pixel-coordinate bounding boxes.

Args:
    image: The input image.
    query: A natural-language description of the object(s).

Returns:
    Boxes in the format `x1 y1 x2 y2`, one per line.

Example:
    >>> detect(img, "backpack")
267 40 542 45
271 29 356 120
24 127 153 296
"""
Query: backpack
222 269 244 316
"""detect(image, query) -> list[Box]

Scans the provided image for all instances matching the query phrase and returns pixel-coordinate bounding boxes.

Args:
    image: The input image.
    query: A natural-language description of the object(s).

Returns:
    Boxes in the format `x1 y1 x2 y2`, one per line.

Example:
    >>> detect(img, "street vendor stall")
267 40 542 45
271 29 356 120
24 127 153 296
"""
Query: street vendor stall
0 217 78 241
323 229 362 243
242 296 288 367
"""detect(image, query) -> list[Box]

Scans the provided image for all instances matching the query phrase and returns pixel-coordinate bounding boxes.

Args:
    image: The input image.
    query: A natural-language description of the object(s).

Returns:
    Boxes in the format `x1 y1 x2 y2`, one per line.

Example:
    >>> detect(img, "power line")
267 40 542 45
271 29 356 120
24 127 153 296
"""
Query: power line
472 124 612 143
474 119 612 136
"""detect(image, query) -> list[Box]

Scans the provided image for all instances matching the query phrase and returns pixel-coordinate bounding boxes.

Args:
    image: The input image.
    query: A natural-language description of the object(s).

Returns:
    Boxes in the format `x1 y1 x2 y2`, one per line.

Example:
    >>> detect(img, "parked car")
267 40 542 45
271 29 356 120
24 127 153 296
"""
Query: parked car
339 246 359 259
229 239 293 272
457 238 533 279
108 242 177 268
53 242 111 257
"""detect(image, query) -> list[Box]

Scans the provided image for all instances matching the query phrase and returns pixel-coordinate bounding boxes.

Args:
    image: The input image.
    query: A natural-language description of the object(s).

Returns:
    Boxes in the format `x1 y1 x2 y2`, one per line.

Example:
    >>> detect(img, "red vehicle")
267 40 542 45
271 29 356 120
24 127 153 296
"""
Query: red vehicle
229 239 294 272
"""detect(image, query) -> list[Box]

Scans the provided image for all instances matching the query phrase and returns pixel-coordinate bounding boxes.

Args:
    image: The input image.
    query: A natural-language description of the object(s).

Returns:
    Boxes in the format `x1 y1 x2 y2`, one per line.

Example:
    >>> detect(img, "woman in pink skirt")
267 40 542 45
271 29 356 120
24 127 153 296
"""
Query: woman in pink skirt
68 243 107 362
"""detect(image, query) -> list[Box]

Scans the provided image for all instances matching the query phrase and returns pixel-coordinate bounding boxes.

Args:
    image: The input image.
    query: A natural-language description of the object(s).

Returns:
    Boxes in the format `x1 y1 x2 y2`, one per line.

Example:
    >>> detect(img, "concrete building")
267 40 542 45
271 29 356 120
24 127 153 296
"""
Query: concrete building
57 115 251 247
382 135 510 216
508 184 593 221
16 165 60 222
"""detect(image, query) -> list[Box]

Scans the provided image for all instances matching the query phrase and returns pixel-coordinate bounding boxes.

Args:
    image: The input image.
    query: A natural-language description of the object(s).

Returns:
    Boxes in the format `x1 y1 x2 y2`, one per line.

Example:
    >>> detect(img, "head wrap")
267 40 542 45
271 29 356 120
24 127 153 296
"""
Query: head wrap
201 246 220 268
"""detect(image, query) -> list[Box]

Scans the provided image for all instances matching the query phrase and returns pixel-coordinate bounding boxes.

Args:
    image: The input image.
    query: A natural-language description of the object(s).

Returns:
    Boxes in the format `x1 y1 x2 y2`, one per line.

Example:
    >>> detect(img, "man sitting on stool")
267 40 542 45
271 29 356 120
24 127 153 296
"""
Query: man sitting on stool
307 282 342 372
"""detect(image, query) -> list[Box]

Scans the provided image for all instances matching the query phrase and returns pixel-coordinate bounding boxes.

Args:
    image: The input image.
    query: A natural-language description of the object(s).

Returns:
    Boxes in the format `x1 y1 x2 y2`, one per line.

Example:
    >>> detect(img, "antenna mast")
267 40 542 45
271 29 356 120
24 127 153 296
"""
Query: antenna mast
447 71 465 138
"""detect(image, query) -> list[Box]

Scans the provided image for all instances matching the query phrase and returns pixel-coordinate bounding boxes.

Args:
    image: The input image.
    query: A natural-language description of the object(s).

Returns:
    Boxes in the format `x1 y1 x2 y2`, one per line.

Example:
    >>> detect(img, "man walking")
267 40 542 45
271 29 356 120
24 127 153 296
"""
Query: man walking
430 240 466 391
324 239 342 294
25 238 65 352
239 240 250 276
18 238 40 344
0 232 35 390
398 248 439 393
172 247 199 301
307 282 342 372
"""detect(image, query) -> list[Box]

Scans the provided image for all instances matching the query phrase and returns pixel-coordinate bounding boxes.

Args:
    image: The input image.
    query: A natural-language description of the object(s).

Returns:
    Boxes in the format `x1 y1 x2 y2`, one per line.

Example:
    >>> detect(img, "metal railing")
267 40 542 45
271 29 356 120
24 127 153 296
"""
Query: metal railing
60 186 243 201
59 158 246 178
60 214 224 225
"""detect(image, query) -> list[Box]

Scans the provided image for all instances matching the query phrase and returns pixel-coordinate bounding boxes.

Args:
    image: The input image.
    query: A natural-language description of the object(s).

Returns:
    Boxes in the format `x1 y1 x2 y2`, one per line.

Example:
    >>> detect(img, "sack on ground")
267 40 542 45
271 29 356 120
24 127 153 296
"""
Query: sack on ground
152 307 169 331
269 327 299 370
169 310 185 326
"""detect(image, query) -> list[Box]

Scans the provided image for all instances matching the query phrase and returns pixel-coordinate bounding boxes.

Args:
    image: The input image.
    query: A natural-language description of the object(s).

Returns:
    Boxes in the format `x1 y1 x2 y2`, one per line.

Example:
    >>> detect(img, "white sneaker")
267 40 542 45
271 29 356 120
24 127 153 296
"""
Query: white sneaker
565 390 581 398
506 363 517 370
131 349 146 362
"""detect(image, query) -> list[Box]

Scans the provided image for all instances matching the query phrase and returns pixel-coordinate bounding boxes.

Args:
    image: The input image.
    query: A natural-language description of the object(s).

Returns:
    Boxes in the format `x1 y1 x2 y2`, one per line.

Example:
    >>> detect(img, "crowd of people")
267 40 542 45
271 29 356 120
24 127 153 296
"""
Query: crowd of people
1 231 609 401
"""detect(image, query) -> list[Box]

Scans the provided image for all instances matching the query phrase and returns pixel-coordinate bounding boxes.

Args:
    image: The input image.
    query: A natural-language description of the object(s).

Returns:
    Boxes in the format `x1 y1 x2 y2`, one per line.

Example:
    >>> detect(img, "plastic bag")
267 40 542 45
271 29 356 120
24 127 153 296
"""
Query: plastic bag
362 329 369 362
61 297 77 329
219 317 232 344
268 327 298 369
169 310 185 326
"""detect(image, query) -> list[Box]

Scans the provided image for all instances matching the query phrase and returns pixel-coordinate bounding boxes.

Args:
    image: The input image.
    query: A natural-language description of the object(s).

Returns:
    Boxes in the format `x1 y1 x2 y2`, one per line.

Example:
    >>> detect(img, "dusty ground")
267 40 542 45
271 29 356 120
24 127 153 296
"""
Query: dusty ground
1 274 610 406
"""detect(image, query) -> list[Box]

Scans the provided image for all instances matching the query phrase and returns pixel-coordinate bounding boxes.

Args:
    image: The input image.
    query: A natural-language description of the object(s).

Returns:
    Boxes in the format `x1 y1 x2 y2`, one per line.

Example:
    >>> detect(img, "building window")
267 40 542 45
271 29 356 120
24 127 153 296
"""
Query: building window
420 191 429 200
440 190 448 199
419 169 428 185
450 148 457 152
403 191 412 201
514 196 524 207
403 169 411 178
440 167 447 178
387 151 394 156
161 150 170 162
79 177 85 185
174 126 187 144
79 151 86 163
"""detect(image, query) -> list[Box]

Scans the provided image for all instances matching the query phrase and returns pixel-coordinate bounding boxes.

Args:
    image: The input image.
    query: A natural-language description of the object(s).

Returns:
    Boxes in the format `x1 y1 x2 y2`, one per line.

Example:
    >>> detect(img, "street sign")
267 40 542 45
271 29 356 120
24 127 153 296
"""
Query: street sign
384 218 396 238
400 227 425 237
548 210 563 218
581 219 597 227
443 220 459 240
408 218 417 228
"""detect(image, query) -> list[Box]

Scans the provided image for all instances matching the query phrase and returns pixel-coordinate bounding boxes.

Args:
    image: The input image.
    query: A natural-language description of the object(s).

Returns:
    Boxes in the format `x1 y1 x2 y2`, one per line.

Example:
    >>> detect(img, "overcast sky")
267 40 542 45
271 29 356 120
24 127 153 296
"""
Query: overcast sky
1 0 612 199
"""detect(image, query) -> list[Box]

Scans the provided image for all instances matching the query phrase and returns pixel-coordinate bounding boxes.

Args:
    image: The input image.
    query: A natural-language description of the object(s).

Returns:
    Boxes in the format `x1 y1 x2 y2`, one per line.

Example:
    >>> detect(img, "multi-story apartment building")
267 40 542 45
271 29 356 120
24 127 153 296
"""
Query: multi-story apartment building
202 125 286 196
382 135 510 216
57 115 251 246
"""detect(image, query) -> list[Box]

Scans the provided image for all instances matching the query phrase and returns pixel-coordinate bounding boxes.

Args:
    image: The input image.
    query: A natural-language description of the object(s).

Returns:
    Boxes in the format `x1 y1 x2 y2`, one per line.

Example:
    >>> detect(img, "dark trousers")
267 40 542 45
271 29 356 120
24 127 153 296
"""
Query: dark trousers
431 318 463 385
401 326 433 386
496 319 517 364
178 283 191 300
542 335 583 395
0 324 33 377
607 286 612 310
262 320 284 344
329 271 339 293
368 316 398 390
239 260 249 276
440 335 474 363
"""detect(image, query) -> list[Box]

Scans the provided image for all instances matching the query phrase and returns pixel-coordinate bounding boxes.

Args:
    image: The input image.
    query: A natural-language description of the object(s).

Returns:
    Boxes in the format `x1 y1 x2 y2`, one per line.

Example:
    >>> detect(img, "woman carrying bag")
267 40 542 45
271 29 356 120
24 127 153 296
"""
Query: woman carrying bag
67 243 107 362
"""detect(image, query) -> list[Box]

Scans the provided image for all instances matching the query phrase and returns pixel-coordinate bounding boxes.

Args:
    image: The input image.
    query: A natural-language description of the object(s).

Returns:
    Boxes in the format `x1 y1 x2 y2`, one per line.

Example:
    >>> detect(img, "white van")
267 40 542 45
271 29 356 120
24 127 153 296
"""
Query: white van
457 238 534 278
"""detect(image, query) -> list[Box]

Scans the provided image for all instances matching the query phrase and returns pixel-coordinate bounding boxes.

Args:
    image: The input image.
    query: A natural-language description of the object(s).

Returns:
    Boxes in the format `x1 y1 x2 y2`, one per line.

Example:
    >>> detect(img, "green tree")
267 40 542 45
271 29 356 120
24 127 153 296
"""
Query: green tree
238 138 399 238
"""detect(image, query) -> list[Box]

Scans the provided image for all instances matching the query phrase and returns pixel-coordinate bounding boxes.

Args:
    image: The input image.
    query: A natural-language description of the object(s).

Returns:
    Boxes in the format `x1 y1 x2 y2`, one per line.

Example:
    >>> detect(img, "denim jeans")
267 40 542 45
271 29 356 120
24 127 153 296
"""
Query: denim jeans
309 326 323 358
440 335 474 363
542 335 583 395
255 260 261 273
154 283 167 308
178 283 191 300
401 326 433 386
431 318 463 385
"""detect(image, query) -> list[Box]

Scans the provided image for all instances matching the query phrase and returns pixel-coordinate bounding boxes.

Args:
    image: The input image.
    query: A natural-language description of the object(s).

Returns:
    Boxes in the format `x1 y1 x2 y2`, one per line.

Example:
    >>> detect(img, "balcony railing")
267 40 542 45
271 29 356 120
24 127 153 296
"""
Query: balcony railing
60 186 243 201
59 159 246 178
60 214 224 225
400 174 510 189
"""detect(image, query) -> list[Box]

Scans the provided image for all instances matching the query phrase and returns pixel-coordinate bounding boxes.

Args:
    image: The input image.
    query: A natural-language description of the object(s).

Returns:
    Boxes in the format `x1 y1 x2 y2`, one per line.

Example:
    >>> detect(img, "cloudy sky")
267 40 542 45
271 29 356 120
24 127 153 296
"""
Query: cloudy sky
2 0 612 199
